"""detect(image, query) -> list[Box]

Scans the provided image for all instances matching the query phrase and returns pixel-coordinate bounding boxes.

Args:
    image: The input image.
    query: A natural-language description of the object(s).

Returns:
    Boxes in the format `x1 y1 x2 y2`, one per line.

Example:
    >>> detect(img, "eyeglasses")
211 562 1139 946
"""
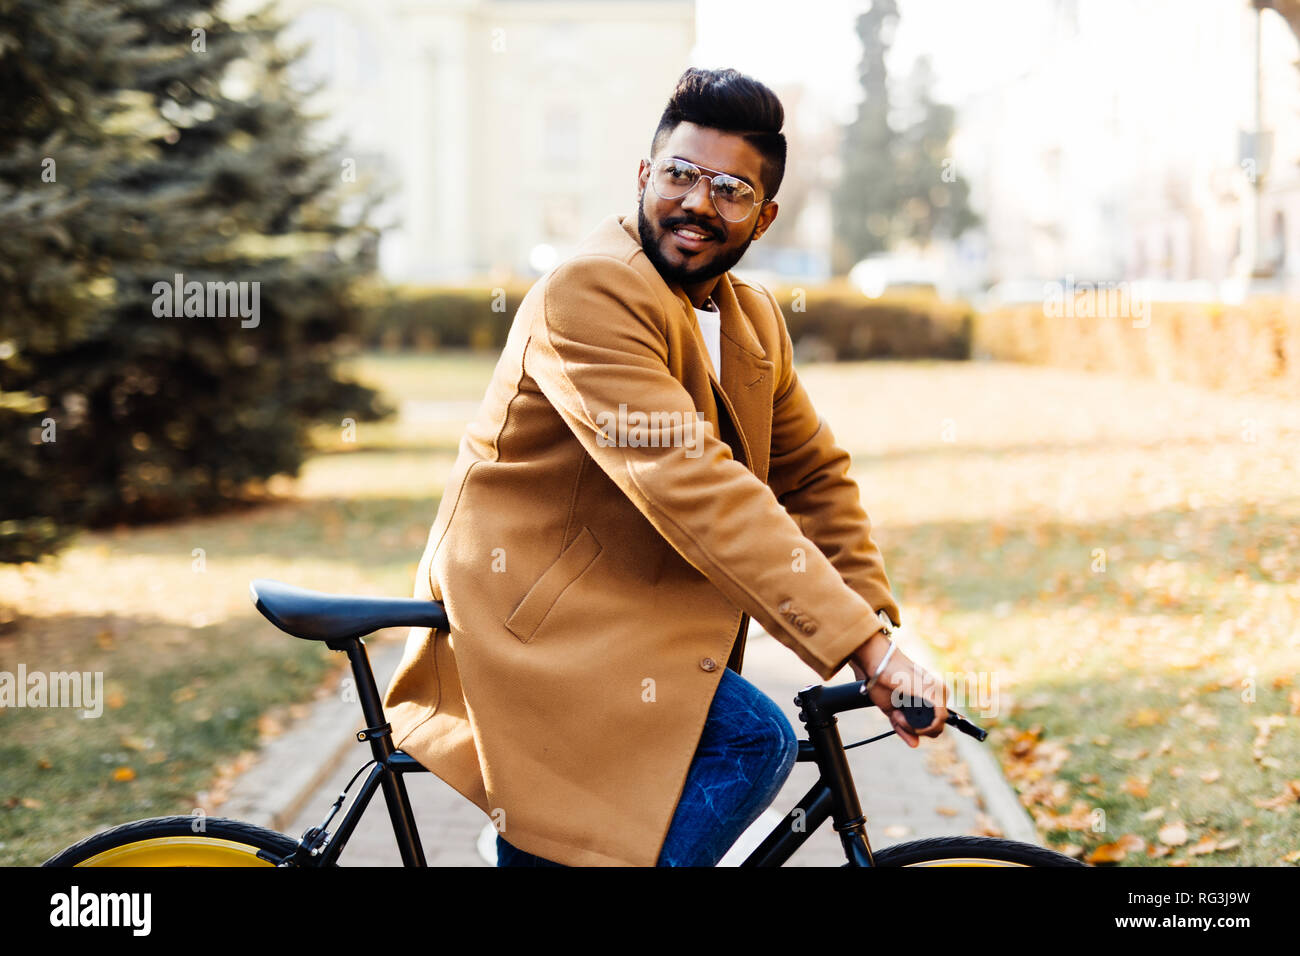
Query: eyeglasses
643 156 770 222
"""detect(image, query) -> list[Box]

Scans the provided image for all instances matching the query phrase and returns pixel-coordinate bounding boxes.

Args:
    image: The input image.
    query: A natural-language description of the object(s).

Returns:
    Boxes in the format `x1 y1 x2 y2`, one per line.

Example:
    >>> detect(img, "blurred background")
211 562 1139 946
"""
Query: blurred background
2 0 1298 867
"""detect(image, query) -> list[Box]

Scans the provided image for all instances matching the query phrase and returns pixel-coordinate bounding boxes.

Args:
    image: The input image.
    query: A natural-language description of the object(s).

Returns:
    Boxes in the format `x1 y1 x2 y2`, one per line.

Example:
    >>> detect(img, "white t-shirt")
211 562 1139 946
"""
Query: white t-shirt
693 299 721 378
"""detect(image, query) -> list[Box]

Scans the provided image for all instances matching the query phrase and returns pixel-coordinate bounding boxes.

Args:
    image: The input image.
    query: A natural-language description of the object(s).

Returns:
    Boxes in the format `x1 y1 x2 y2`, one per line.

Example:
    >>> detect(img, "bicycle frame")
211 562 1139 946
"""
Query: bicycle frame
289 638 886 867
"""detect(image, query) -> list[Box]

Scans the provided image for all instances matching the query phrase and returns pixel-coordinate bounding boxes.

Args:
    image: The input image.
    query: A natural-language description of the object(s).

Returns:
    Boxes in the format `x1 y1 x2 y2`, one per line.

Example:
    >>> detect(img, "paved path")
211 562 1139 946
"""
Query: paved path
223 621 1009 866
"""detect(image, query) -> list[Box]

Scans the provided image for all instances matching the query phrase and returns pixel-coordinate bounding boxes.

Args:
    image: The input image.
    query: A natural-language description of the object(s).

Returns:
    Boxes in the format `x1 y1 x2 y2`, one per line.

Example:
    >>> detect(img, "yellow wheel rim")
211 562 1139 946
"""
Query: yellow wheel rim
75 836 277 867
905 857 1030 867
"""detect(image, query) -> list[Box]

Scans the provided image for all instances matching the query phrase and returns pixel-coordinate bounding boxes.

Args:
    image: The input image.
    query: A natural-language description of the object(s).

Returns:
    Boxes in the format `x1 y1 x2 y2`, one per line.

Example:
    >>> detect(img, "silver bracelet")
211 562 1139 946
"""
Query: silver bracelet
863 639 897 694
861 610 898 694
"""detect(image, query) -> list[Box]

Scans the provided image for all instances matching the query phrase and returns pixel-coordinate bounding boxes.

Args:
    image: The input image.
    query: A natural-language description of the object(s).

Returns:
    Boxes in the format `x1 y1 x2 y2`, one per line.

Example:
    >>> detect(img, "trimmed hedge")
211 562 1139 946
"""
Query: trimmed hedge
359 278 974 361
356 282 536 351
768 282 972 361
974 298 1300 394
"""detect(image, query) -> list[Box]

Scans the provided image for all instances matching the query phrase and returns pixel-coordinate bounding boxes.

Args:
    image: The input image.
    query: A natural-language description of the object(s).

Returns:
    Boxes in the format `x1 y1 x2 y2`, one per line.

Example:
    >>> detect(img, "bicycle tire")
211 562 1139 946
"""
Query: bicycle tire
41 815 307 867
869 835 1087 867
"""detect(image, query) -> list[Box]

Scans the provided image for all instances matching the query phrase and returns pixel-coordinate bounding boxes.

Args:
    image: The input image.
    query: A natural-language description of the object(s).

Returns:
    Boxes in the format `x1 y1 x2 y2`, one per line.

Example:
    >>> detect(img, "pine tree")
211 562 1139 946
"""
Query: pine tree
831 5 977 273
891 56 978 247
0 0 387 562
832 0 899 274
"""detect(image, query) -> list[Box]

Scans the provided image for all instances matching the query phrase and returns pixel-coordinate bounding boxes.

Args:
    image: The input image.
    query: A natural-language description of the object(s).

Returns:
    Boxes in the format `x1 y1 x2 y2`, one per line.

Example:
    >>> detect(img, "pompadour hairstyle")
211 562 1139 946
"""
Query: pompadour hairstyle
650 67 787 201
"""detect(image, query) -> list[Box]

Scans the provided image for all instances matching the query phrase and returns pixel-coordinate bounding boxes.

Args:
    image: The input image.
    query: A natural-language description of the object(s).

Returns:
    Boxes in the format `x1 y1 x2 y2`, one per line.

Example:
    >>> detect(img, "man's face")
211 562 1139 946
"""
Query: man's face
636 121 778 288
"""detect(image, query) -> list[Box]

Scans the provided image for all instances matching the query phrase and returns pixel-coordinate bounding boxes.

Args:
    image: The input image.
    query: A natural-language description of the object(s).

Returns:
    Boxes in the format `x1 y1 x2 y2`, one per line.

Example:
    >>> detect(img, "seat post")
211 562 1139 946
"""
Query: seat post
340 637 427 865
341 639 395 761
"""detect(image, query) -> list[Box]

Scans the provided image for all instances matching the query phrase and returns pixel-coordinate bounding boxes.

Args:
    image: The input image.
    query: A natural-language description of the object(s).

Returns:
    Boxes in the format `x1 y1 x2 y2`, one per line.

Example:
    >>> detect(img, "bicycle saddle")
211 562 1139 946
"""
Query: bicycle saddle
250 578 450 646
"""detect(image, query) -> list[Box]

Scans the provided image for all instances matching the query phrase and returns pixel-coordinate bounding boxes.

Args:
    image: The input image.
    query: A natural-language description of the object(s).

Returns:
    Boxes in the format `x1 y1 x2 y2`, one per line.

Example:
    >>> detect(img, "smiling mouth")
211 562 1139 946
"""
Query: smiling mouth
669 224 716 248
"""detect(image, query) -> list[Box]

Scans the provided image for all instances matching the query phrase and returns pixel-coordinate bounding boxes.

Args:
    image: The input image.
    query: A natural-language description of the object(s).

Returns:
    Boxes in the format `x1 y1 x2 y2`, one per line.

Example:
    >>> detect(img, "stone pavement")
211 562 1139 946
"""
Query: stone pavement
224 621 1021 866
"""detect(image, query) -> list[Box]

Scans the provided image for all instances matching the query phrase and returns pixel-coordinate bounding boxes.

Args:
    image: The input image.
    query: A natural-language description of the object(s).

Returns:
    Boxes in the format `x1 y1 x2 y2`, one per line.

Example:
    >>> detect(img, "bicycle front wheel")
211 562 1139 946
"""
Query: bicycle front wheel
42 815 301 867
871 835 1087 867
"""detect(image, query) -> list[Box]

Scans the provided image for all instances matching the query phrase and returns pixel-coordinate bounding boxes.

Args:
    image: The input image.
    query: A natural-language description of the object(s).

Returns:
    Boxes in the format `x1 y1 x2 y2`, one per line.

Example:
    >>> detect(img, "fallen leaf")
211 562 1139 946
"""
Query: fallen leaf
1188 835 1218 856
1158 821 1189 846
1030 800 1098 832
1199 769 1221 783
935 805 960 817
1128 708 1164 728
1087 841 1129 864
1250 715 1286 753
112 767 135 782
1123 777 1150 798
1117 833 1146 852
106 692 125 709
20 797 42 809
1113 747 1149 761
1140 806 1166 821
1254 780 1300 811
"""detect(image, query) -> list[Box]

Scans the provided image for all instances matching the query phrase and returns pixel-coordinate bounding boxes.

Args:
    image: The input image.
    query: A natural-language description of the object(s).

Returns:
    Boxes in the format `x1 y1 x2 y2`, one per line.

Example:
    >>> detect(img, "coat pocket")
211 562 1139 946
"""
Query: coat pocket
504 525 602 643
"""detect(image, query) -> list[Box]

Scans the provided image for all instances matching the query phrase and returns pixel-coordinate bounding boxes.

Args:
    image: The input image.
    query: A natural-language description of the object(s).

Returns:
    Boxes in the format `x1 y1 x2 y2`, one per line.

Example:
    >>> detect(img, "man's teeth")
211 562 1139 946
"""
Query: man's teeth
675 228 710 240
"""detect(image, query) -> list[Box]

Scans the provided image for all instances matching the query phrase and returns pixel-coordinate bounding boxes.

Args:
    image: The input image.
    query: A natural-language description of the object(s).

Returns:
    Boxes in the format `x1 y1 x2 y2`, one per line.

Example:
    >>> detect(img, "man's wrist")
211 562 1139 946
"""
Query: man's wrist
847 622 893 672
861 625 892 667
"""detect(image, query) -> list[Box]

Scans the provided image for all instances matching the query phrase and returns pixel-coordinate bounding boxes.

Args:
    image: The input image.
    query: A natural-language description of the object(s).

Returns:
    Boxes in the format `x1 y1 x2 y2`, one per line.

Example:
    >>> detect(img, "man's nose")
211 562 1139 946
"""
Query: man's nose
679 177 720 221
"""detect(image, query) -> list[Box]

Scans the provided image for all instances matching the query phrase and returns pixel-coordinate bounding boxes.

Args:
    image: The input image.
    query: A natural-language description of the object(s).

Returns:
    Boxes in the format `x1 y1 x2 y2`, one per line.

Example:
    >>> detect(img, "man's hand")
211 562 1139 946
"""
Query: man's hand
848 630 949 748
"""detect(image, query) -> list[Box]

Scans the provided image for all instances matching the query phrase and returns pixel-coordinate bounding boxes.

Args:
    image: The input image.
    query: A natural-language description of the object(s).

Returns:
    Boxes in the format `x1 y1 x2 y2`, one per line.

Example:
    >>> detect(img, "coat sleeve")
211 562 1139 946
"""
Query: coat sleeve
762 286 902 633
524 254 890 680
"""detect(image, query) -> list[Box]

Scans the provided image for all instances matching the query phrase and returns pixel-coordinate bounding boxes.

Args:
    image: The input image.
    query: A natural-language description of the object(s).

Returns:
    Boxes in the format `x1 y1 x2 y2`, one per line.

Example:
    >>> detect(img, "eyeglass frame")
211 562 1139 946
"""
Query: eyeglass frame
641 155 773 222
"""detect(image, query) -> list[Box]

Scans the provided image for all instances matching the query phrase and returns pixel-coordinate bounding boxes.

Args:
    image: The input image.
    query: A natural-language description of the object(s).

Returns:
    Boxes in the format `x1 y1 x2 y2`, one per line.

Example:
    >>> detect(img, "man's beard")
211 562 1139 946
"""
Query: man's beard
637 195 757 287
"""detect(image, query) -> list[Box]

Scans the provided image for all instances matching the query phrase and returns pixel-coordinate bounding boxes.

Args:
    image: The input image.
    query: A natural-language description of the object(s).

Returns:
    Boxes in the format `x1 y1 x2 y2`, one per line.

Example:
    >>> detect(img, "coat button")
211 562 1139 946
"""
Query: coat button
699 657 717 672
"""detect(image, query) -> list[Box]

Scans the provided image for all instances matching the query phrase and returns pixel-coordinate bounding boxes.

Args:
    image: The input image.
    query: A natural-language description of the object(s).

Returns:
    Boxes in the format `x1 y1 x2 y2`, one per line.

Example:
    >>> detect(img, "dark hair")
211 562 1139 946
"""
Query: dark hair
650 67 787 201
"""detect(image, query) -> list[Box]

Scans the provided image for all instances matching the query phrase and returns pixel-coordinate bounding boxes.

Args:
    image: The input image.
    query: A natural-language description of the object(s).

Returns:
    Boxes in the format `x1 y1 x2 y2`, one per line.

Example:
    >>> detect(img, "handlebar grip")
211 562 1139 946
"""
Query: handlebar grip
900 701 989 741
900 703 935 729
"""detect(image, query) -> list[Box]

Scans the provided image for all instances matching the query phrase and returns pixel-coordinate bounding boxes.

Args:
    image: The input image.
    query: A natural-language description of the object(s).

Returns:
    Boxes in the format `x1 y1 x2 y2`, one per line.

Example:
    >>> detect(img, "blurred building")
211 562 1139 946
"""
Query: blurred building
271 0 695 282
953 0 1300 294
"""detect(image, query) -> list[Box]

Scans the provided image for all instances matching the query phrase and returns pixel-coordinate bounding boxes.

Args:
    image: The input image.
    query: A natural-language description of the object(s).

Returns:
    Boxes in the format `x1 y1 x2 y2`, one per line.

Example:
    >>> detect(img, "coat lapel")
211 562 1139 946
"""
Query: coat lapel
614 210 775 482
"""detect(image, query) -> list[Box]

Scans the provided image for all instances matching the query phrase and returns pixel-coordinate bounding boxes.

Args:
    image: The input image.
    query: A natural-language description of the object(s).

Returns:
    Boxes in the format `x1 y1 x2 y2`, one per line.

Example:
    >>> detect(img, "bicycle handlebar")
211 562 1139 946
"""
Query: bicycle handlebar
809 680 989 741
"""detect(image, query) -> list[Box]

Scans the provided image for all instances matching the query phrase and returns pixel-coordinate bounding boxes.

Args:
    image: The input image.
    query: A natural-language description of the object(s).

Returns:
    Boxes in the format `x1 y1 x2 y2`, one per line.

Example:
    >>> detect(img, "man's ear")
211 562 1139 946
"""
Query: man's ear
751 200 778 241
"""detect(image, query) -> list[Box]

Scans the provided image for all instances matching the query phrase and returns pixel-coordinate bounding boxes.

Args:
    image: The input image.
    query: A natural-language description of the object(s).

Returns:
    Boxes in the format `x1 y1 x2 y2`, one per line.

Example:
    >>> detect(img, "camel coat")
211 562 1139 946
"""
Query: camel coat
381 202 901 866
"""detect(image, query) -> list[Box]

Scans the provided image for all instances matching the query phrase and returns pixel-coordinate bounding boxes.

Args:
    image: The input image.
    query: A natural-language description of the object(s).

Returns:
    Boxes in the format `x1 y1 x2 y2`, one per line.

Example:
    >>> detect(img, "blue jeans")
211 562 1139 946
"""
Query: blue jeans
496 666 800 867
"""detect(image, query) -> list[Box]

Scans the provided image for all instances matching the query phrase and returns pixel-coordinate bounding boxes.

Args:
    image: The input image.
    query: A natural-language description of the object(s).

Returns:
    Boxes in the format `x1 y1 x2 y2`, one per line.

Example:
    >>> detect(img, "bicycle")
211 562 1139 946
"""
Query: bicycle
43 578 1086 867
